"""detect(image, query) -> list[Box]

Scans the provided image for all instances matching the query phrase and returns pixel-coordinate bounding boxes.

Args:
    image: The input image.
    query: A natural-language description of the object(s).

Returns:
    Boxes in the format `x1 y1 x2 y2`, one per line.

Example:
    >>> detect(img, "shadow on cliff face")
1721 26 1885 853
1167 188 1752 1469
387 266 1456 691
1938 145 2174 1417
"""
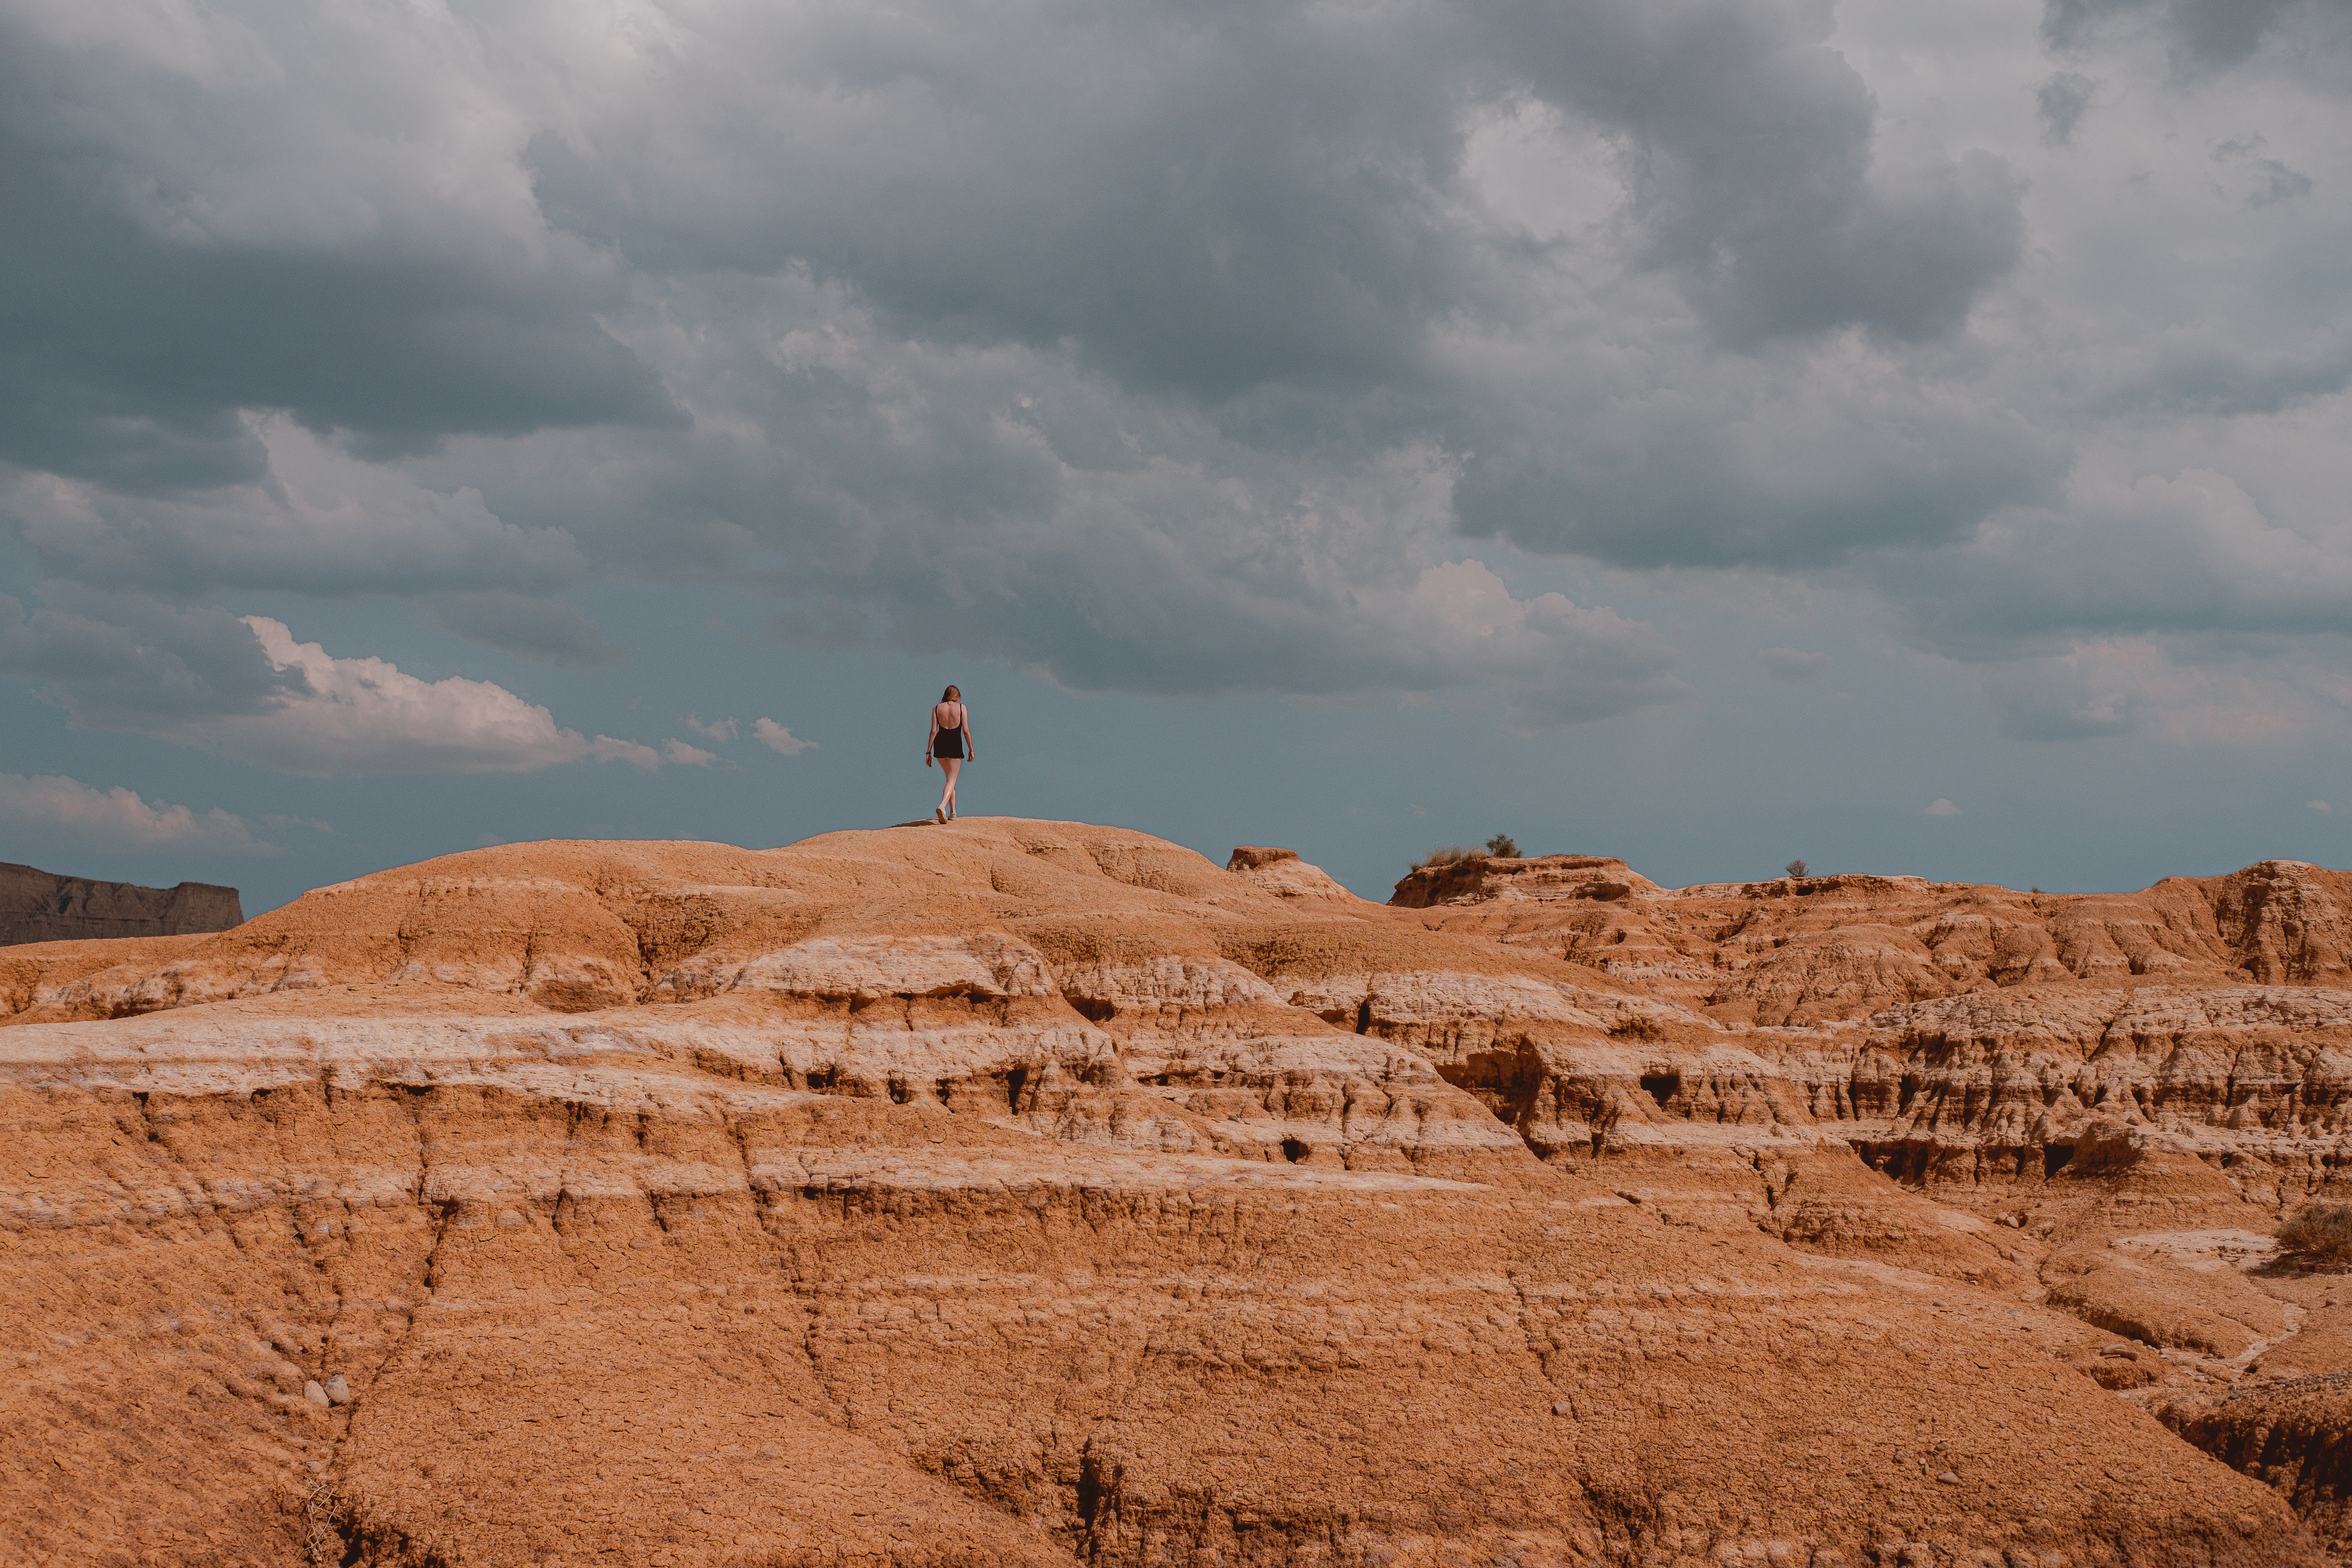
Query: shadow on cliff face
2163 1377 2352 1560
0 860 244 947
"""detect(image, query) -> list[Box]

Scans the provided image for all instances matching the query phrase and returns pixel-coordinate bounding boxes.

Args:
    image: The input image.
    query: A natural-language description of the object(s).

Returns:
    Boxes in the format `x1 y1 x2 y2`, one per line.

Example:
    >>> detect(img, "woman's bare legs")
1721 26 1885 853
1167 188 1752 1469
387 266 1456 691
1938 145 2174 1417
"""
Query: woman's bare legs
937 758 962 820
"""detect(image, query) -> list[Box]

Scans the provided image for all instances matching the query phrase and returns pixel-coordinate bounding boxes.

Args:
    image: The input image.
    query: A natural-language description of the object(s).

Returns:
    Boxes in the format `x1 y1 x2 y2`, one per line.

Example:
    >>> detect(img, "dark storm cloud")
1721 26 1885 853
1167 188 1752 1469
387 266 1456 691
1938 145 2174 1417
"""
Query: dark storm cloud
441 272 1690 722
1856 461 2352 744
420 592 623 669
522 0 1474 402
526 0 2025 387
0 152 678 481
0 0 2037 605
0 383 268 497
0 0 2340 750
1875 471 2352 661
2096 330 2352 418
2213 136 2315 208
495 0 2043 587
1450 375 2065 570
1451 456 1875 573
1981 657 2147 740
0 592 283 726
2038 73 2096 143
1758 647 1834 680
0 418 587 599
2043 0 2338 69
0 16 678 494
1480 0 2025 345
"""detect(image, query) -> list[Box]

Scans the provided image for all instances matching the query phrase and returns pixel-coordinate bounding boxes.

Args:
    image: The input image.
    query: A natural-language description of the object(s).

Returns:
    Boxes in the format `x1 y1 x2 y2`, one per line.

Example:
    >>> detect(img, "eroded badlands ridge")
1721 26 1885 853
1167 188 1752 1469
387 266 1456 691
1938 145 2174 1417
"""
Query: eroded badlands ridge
3 823 2346 1565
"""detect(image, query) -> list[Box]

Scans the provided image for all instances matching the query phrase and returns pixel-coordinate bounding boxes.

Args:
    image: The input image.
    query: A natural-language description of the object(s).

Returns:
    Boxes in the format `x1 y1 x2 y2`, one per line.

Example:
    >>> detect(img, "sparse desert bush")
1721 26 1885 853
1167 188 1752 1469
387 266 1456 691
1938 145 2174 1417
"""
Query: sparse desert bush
1784 858 1808 879
1410 836 1519 871
2277 1203 2352 1267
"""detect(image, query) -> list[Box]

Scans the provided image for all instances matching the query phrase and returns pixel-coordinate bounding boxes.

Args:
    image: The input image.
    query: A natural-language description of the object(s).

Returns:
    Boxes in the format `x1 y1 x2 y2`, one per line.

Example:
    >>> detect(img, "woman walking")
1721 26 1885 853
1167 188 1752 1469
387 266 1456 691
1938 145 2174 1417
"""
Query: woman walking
926 685 974 822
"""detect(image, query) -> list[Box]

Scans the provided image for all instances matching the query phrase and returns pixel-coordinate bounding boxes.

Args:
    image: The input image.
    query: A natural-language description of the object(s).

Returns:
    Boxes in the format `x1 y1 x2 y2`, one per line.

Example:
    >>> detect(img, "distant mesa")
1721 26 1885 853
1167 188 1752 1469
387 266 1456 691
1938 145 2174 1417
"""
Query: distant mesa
0 861 243 947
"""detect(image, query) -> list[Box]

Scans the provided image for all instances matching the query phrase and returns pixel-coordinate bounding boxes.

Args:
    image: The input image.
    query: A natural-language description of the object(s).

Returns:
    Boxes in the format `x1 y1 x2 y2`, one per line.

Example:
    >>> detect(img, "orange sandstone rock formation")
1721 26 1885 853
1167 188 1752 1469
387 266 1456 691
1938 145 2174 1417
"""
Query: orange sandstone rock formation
3 823 2345 1565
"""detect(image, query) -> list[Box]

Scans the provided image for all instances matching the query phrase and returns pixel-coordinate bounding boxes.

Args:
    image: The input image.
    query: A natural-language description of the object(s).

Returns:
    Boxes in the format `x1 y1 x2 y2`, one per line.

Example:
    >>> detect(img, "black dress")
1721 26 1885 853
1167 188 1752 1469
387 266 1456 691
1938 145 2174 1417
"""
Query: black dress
931 710 967 759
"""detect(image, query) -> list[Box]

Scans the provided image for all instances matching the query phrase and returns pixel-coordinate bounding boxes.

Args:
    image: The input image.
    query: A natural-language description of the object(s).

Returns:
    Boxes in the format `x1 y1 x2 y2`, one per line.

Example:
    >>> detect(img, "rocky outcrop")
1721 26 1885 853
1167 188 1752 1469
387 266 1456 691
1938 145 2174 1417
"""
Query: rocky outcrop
1376 858 2352 1194
1366 851 2352 1546
2164 1377 2352 1557
0 860 242 946
2 822 2343 1564
1225 844 1361 902
1388 852 1657 909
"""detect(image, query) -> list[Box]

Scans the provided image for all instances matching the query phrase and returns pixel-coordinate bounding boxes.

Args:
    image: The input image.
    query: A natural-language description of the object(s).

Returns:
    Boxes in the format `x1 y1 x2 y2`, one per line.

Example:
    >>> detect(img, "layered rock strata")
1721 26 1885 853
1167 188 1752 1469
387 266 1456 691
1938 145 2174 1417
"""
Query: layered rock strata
1389 853 2352 1192
5 824 2348 1564
0 860 243 946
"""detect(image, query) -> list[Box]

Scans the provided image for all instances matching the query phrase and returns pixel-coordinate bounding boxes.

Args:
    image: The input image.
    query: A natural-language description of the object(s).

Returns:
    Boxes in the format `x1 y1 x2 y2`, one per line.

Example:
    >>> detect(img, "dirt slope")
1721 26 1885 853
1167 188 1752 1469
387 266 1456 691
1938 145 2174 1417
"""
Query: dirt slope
3 822 2342 1565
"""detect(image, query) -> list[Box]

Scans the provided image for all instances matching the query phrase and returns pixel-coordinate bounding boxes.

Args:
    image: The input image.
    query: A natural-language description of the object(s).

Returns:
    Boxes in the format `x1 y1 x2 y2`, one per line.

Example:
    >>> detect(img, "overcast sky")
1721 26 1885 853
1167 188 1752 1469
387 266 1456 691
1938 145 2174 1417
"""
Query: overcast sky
3 0 2349 912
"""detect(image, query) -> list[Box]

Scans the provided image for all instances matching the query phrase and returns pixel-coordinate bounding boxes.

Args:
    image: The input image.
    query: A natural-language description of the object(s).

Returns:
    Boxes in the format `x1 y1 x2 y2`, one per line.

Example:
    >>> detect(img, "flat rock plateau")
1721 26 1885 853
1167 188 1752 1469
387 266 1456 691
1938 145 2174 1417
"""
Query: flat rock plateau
10 823 2352 1566
0 861 243 947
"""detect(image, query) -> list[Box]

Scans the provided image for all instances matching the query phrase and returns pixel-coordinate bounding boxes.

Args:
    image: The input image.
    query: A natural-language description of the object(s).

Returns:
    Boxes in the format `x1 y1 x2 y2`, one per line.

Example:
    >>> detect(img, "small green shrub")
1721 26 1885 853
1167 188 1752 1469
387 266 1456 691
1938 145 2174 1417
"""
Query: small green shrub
1411 846 1477 871
2278 1203 2352 1266
1485 833 1521 858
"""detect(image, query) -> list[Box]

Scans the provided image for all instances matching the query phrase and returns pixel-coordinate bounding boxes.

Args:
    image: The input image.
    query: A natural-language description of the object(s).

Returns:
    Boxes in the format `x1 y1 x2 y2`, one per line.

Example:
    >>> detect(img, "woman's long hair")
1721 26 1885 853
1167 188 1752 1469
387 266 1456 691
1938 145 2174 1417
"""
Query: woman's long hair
942 685 961 702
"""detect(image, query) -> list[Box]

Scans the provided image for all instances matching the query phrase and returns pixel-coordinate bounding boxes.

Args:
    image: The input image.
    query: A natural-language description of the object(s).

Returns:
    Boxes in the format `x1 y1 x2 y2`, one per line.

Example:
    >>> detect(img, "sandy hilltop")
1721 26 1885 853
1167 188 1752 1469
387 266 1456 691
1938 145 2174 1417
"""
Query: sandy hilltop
8 821 2352 1565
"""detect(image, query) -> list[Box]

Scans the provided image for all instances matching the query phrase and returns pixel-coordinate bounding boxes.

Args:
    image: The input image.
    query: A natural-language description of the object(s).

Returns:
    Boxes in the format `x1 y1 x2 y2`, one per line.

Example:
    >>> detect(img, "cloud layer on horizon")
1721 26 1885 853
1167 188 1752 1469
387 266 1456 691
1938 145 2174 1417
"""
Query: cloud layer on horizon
0 0 2346 754
0 772 276 855
0 602 711 775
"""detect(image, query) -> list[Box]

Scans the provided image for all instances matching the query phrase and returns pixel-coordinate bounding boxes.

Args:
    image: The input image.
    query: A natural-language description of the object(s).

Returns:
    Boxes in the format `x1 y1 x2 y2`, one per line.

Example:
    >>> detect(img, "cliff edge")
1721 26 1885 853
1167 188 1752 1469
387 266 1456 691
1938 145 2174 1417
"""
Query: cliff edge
0 860 243 947
0 822 2338 1566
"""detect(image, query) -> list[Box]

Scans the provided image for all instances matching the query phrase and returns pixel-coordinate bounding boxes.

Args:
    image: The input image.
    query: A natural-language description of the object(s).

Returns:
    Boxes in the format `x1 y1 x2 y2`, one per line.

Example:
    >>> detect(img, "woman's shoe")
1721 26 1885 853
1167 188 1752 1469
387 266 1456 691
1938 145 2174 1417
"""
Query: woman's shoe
934 808 945 824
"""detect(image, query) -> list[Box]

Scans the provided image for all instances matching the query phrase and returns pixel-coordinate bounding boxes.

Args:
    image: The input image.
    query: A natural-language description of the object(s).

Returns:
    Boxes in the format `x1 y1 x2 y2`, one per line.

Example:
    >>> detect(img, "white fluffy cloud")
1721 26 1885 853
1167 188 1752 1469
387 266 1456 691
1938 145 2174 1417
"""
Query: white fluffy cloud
0 773 274 853
754 719 812 756
147 617 700 775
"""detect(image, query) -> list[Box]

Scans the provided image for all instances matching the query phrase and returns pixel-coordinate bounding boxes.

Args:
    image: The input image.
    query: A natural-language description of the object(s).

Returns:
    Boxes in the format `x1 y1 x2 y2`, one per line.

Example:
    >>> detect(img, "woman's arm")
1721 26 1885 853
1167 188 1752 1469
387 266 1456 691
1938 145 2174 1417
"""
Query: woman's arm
926 709 938 766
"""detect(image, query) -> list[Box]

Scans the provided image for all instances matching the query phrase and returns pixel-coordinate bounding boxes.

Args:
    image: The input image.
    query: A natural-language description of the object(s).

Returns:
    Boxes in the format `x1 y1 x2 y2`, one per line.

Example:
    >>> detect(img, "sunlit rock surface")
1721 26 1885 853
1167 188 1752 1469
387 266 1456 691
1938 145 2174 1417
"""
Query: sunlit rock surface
5 822 2348 1564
